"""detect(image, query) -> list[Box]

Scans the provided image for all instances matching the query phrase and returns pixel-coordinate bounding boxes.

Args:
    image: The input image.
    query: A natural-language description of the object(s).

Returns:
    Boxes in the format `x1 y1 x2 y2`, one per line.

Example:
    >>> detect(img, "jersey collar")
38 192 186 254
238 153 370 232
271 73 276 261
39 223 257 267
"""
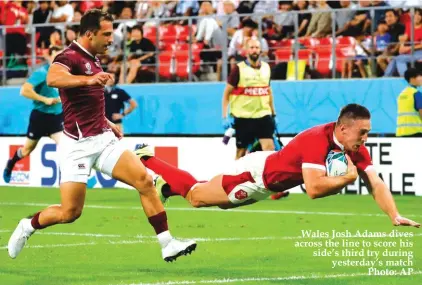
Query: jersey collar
333 132 345 151
72 40 96 59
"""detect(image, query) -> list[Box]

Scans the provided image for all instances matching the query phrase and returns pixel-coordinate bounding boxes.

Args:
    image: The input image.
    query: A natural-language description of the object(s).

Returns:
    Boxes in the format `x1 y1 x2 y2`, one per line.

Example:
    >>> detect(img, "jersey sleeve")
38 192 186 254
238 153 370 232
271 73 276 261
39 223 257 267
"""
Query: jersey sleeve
301 137 328 171
354 146 374 172
26 69 45 87
52 51 73 72
119 89 131 102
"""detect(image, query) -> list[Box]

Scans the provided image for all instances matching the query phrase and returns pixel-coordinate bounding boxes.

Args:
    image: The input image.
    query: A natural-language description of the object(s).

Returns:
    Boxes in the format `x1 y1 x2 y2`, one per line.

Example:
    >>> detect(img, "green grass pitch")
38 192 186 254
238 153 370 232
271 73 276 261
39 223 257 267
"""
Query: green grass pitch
0 186 421 285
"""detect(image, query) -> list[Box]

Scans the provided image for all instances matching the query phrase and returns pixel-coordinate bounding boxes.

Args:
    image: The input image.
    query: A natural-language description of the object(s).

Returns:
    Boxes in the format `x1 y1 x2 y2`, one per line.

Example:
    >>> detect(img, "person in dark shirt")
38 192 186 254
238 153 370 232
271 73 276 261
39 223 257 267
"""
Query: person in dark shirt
119 25 156 84
377 9 405 74
104 79 138 134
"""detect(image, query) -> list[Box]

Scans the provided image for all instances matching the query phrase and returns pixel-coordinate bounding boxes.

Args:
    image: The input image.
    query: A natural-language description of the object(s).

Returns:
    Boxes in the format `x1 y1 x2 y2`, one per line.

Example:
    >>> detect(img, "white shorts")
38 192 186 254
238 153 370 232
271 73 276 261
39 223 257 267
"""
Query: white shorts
58 131 126 184
222 151 275 204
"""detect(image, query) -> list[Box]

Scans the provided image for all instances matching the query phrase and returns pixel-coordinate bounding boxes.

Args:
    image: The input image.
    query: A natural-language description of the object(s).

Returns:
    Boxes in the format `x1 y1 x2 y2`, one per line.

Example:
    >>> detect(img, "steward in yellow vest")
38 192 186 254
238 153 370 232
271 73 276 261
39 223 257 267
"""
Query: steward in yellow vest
222 38 276 159
396 68 422 137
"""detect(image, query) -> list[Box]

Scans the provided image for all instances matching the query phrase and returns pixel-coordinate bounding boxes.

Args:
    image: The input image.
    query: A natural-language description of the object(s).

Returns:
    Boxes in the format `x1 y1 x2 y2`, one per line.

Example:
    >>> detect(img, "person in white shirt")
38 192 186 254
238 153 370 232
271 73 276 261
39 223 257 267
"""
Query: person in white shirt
50 0 74 24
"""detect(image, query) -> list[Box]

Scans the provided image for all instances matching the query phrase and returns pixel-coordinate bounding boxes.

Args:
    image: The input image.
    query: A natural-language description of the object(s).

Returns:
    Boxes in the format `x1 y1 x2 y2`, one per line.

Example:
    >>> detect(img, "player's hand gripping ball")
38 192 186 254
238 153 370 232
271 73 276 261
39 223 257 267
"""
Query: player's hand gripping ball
326 150 348 176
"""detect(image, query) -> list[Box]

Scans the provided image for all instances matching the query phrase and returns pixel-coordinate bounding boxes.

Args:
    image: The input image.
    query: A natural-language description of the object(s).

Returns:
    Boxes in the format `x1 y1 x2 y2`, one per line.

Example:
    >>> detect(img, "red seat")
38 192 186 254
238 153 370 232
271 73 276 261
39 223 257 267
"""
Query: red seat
174 50 200 79
297 37 318 49
297 49 313 65
337 36 356 47
317 37 334 48
275 49 292 63
314 47 332 76
176 25 191 42
159 25 177 43
158 51 173 78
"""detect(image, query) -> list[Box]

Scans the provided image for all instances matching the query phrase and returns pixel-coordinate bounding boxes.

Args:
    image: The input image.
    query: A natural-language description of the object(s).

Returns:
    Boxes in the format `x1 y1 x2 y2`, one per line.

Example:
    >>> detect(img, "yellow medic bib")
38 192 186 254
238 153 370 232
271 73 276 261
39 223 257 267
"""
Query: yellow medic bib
396 86 422 137
230 61 272 119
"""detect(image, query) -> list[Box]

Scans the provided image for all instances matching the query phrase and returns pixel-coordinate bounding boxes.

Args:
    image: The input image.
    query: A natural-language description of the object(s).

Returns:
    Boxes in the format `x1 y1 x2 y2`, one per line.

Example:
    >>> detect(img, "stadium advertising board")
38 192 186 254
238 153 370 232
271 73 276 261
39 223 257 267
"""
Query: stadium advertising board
0 137 420 196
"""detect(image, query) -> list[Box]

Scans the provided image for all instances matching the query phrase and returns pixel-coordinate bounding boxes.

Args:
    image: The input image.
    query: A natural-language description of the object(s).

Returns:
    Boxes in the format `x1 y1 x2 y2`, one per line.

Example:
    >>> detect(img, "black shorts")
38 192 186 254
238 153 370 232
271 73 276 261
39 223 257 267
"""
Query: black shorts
27 109 63 140
234 115 275 148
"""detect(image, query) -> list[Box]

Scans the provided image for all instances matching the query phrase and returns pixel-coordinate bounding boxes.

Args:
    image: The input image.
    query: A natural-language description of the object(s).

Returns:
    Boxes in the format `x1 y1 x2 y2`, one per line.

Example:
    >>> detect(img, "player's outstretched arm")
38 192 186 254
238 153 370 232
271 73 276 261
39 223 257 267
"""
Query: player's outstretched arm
47 64 113 89
359 169 420 228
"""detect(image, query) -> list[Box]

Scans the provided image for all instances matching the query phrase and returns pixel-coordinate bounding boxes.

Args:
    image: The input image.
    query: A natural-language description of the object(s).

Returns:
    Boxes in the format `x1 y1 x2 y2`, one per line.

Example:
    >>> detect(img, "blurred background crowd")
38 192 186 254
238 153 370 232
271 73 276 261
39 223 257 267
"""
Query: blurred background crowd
0 0 420 84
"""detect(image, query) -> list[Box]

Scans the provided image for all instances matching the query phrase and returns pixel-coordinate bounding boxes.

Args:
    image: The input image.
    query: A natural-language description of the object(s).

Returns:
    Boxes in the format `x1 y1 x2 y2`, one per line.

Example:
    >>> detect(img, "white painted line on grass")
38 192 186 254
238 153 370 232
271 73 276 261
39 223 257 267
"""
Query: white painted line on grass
1 233 422 250
2 202 421 218
116 271 422 285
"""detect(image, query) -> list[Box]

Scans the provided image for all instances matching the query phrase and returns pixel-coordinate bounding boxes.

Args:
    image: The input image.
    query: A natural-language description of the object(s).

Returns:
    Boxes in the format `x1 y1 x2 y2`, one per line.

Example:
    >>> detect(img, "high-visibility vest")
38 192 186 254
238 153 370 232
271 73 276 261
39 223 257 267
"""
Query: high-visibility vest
230 61 272 118
396 86 422 137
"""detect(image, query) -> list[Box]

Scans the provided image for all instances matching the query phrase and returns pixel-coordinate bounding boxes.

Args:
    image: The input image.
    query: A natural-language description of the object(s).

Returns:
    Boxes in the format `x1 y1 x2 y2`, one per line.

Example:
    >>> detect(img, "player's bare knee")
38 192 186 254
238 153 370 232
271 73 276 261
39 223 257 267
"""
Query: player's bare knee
21 146 34 157
60 208 83 223
133 172 154 194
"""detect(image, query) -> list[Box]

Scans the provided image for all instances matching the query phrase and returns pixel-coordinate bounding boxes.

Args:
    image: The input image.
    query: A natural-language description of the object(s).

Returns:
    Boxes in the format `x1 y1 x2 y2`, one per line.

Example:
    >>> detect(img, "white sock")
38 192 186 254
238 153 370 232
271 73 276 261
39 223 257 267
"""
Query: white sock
22 218 35 234
157 230 172 248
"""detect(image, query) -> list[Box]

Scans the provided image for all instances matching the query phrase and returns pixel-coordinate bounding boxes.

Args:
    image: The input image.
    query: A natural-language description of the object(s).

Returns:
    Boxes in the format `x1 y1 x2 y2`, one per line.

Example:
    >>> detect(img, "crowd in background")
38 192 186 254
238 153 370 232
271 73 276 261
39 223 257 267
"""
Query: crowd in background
0 0 421 83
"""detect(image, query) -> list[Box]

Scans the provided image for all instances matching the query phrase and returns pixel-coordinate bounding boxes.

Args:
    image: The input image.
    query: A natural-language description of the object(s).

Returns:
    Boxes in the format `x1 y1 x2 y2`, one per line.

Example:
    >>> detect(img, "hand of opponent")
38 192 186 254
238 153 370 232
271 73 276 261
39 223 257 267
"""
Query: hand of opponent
112 113 124 121
44 97 61 105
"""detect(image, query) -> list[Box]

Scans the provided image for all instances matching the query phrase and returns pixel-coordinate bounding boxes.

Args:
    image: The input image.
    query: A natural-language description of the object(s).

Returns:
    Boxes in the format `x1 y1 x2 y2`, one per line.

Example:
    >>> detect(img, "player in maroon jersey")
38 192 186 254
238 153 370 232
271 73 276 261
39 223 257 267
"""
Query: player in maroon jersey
135 104 419 228
8 9 196 262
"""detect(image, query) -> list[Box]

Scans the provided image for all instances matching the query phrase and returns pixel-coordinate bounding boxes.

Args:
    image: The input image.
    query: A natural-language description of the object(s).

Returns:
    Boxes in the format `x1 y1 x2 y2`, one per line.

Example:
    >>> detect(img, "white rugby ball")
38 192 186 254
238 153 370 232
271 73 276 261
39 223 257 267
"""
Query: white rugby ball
326 150 348 176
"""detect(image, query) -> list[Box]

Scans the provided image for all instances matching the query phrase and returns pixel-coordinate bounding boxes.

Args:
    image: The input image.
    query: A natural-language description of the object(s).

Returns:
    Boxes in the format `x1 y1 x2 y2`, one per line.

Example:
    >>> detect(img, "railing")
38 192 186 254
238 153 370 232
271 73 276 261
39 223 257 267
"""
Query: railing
0 5 420 85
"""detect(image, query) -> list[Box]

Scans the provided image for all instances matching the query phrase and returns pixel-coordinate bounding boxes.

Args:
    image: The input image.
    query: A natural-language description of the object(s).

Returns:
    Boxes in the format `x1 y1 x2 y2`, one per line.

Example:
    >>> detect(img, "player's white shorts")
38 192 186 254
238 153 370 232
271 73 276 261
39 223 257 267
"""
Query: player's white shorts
58 131 126 184
222 151 275 204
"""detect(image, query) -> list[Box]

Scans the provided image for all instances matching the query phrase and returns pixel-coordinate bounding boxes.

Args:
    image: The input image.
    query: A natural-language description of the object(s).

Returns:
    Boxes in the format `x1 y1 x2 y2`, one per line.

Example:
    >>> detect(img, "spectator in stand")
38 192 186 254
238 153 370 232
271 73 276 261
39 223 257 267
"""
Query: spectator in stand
335 0 357 33
377 9 405 74
216 0 239 16
273 1 294 40
304 0 332 38
294 0 311 37
113 6 137 54
228 18 257 65
196 0 224 80
387 0 420 7
119 25 156 84
65 26 77 47
372 0 389 27
336 0 371 37
136 0 177 22
2 1 28 61
384 8 422 77
344 20 393 79
72 10 82 23
33 1 53 48
217 0 240 39
252 0 278 30
49 29 62 47
175 0 199 24
50 1 74 27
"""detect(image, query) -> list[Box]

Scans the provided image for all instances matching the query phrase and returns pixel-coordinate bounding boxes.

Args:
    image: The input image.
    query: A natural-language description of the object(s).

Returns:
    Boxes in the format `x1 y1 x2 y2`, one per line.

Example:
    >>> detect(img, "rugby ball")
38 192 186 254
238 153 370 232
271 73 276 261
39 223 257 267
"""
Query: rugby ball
326 150 348 176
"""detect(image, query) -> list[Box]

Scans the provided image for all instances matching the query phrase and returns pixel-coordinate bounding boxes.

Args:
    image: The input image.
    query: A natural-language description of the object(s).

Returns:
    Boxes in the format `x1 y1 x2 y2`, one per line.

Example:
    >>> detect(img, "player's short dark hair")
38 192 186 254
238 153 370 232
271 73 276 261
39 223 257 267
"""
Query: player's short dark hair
404 68 422 83
80 9 114 36
337 104 371 124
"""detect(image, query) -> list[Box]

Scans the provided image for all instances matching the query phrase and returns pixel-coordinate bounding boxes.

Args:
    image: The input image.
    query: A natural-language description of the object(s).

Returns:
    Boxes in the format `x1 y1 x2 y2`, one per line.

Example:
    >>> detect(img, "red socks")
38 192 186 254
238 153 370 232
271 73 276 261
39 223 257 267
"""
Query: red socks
141 157 198 198
31 212 46 229
148 211 169 234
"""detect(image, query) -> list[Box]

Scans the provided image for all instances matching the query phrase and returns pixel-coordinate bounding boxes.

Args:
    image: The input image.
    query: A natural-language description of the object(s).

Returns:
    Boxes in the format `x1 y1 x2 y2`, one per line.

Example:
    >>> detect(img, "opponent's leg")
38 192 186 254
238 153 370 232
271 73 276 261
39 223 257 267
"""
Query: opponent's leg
8 182 86 259
258 138 275 151
104 148 196 262
3 138 38 183
49 131 62 144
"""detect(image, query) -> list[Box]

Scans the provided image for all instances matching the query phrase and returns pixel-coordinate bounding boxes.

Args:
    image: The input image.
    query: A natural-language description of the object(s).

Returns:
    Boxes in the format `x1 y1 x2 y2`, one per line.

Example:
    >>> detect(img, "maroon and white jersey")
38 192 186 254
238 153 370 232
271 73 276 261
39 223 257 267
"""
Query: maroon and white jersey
263 122 373 192
52 41 109 139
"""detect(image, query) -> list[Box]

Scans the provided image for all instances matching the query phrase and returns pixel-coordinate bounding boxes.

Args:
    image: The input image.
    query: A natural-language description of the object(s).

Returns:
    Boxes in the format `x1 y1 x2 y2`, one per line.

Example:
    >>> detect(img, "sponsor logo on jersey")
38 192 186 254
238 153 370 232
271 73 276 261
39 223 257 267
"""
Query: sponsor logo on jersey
85 62 93 75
